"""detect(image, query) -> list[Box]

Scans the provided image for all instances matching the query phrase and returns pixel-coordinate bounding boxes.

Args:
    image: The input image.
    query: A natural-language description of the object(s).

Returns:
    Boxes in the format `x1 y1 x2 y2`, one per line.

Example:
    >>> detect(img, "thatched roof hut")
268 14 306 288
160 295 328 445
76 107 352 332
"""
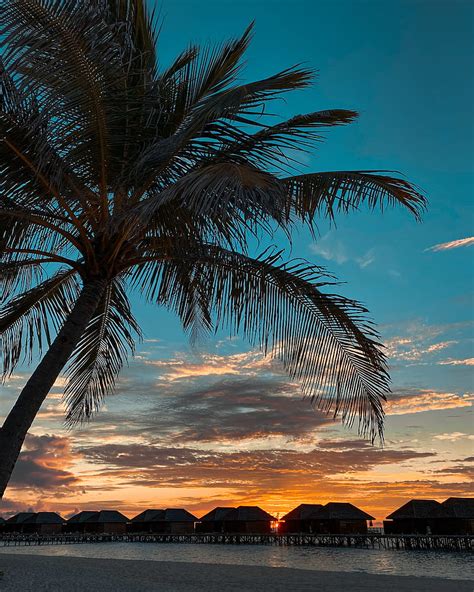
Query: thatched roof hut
433 498 474 534
218 506 277 534
195 507 236 533
64 511 97 532
280 504 323 533
129 508 197 534
306 502 374 534
4 512 35 533
87 510 128 534
315 503 373 521
66 510 128 534
131 509 163 523
441 497 474 518
22 512 65 534
384 499 441 534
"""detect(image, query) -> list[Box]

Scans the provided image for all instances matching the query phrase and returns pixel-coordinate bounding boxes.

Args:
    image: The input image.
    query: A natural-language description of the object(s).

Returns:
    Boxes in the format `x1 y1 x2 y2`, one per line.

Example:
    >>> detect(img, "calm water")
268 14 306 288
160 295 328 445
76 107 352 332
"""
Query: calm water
0 543 471 581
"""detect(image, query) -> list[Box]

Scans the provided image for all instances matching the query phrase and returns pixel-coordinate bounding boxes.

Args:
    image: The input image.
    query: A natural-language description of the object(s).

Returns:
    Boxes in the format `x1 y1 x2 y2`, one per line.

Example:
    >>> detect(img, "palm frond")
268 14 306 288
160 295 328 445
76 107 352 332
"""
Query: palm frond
63 278 141 426
209 109 358 172
128 64 314 193
140 161 286 231
0 267 80 376
131 245 388 441
1 0 125 198
0 257 45 302
284 170 427 223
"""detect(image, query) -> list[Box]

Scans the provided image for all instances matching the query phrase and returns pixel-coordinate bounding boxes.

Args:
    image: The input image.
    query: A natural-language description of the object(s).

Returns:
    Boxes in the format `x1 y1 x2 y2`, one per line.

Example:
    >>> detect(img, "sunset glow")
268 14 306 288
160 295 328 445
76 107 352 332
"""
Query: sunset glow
1 0 472 530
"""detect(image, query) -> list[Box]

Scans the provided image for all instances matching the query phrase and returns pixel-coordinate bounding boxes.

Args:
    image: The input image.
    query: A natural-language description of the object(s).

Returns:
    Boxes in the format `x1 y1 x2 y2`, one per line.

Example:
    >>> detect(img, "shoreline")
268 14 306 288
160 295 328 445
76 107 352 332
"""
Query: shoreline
0 554 470 592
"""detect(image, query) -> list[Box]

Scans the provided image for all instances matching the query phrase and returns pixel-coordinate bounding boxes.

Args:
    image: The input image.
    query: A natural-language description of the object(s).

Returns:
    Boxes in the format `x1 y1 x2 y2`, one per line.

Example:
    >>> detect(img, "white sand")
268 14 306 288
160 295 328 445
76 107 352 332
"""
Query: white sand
0 554 470 591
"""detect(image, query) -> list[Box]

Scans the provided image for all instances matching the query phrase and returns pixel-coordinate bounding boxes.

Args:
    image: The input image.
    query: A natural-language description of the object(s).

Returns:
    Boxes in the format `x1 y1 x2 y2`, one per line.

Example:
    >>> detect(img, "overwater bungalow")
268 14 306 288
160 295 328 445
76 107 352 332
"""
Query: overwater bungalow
129 509 197 534
66 510 129 534
64 511 98 533
4 512 36 533
86 510 129 534
279 504 323 534
216 506 277 534
384 499 442 534
128 509 163 533
195 507 236 533
21 512 65 534
310 503 374 534
0 517 5 532
433 498 474 534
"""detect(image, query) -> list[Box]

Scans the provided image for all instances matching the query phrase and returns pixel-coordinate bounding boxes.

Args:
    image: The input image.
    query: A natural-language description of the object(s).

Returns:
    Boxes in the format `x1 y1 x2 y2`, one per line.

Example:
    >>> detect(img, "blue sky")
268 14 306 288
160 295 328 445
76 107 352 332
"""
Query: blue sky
1 0 472 520
140 0 473 363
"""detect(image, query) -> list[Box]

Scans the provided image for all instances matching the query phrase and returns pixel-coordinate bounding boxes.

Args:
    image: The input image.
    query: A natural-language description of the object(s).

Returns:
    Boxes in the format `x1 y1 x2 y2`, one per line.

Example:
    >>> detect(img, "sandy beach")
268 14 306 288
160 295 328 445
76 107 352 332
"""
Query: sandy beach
0 554 470 592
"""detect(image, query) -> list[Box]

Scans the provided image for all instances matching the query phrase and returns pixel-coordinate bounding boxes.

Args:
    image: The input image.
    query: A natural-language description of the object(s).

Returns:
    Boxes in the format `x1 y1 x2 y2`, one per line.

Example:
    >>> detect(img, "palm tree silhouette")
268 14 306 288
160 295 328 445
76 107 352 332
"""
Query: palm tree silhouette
0 1 425 497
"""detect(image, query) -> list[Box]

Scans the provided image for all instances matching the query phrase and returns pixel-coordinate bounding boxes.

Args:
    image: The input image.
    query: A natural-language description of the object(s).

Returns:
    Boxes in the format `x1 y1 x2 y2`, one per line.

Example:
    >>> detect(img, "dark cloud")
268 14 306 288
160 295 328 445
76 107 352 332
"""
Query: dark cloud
433 465 474 478
79 440 435 492
79 376 331 445
8 434 79 491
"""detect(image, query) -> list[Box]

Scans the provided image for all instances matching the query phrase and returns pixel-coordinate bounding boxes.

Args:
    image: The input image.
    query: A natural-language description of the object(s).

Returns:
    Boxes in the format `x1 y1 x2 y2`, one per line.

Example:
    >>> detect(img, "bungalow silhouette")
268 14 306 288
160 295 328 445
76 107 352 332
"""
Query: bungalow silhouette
22 512 65 534
281 503 373 534
280 504 323 533
0 517 5 532
64 511 97 533
433 498 474 535
204 506 277 534
195 507 236 533
66 510 128 534
314 503 374 534
4 512 36 533
384 500 442 534
129 509 196 534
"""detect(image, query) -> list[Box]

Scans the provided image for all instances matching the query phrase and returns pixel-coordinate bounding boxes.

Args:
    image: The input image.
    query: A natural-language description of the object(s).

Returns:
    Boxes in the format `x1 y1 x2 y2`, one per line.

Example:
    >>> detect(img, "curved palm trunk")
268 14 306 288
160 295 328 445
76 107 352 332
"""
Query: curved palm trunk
0 279 107 499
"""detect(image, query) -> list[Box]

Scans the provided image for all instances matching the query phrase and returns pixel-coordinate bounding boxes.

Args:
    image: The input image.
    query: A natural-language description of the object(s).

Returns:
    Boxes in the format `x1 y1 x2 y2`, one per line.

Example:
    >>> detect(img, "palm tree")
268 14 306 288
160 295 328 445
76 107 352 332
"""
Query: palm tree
0 0 425 499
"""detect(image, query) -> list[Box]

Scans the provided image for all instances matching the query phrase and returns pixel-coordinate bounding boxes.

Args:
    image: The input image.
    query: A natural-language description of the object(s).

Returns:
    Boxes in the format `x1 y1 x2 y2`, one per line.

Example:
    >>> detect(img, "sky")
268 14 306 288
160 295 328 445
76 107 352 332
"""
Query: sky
1 0 473 523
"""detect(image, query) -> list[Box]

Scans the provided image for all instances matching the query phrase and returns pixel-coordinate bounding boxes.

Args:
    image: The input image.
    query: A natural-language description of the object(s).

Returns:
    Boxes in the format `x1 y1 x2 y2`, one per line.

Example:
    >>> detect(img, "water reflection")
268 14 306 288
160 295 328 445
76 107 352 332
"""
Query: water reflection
0 543 470 581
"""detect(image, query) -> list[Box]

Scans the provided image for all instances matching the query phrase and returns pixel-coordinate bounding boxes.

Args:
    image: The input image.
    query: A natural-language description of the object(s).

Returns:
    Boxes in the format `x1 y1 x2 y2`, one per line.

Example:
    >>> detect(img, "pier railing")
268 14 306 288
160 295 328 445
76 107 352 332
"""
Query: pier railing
0 532 472 552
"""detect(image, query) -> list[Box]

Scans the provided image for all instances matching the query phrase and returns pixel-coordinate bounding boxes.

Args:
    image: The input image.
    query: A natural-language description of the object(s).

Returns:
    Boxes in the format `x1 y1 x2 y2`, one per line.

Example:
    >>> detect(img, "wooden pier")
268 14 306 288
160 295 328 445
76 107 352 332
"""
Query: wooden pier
0 532 472 552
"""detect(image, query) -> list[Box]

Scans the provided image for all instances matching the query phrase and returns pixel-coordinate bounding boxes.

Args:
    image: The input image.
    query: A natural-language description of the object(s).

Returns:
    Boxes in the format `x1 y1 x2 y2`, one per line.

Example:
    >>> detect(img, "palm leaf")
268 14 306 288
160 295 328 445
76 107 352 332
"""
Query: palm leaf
0 267 79 376
208 109 358 171
284 170 426 223
131 245 388 441
63 278 142 426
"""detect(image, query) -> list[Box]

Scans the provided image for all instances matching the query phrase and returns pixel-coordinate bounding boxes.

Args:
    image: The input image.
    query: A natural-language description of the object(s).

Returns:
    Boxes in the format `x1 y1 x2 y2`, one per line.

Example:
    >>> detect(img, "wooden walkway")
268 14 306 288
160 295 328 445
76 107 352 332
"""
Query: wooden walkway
0 533 472 552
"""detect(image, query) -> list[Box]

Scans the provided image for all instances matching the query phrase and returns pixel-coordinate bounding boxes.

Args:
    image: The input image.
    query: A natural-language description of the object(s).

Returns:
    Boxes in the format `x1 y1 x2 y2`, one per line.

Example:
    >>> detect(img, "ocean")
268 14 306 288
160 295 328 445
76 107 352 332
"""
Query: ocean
0 542 471 581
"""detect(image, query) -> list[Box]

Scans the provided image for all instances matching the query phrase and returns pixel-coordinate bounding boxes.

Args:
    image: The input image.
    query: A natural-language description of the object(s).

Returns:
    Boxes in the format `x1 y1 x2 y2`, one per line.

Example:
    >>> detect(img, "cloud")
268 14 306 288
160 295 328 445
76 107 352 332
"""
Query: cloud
8 434 80 491
385 337 457 362
386 389 473 416
85 374 329 446
309 233 375 269
142 351 272 383
382 320 473 365
79 440 435 493
426 237 474 252
3 345 472 521
438 358 474 366
433 432 474 442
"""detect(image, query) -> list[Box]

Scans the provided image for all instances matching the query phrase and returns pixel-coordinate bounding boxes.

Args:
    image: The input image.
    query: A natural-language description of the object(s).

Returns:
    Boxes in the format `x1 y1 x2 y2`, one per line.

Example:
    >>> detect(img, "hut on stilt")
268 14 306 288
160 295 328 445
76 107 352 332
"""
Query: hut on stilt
22 512 65 534
433 498 474 534
384 500 442 534
4 512 36 533
129 509 196 534
279 504 323 533
66 510 128 534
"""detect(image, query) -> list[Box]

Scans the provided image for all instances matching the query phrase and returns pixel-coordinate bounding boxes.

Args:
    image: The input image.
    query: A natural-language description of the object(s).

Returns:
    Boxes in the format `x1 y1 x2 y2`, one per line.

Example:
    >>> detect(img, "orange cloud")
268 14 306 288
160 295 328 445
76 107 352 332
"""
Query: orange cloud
426 237 474 251
438 358 474 366
386 389 472 415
